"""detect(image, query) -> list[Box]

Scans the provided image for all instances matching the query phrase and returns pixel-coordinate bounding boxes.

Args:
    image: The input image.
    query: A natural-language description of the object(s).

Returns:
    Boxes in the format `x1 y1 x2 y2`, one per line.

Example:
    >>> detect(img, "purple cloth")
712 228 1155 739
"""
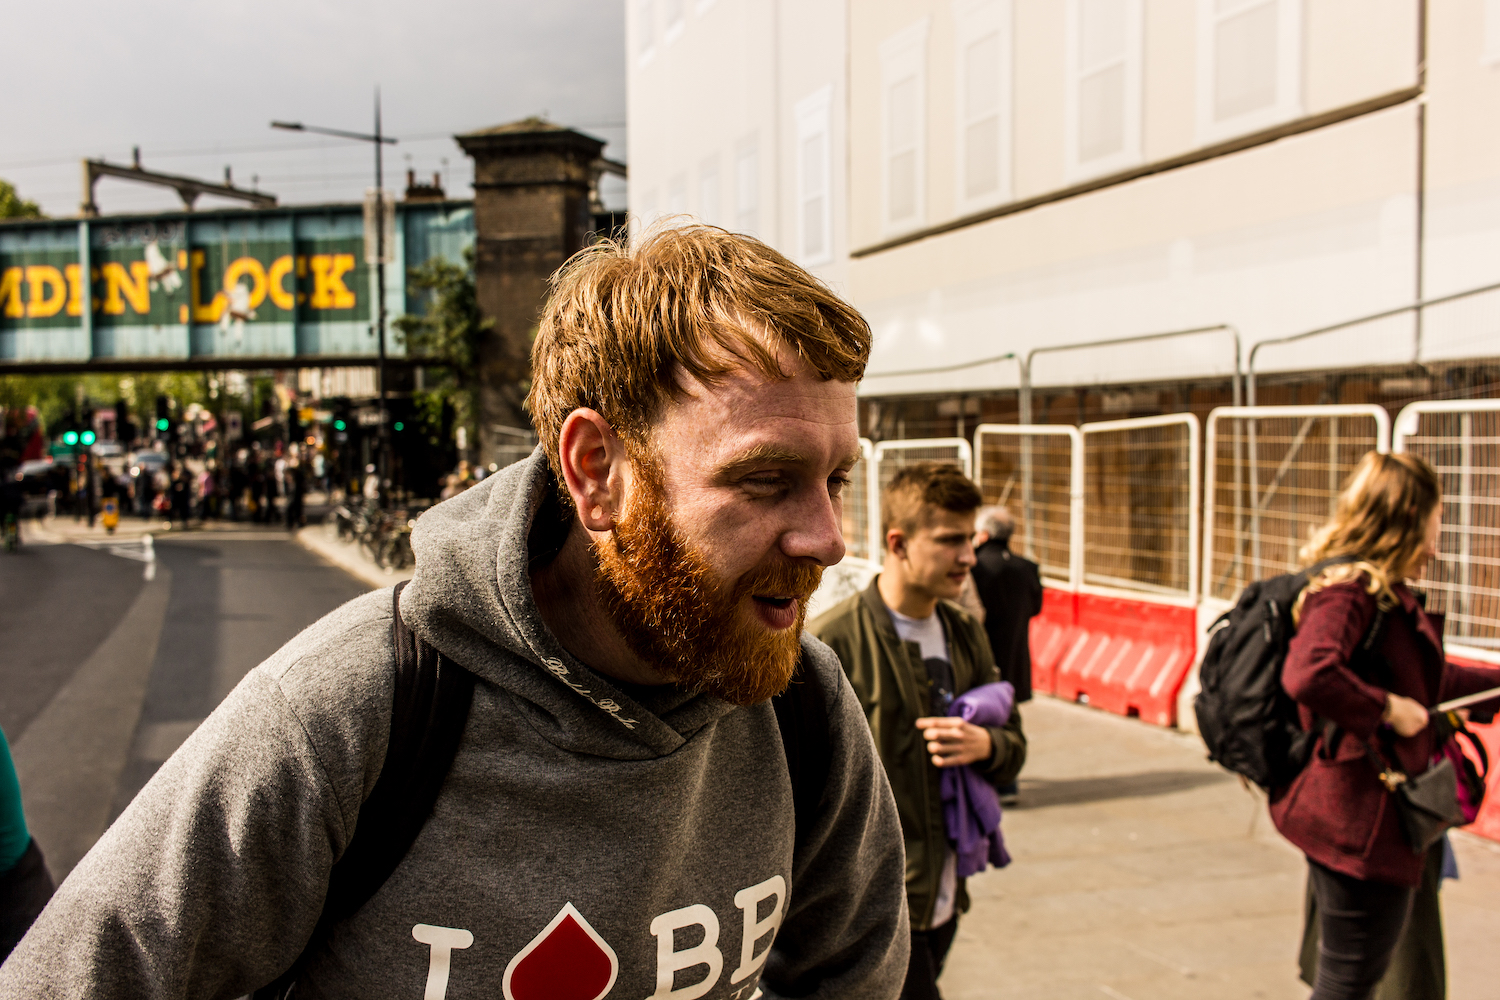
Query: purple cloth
940 681 1014 878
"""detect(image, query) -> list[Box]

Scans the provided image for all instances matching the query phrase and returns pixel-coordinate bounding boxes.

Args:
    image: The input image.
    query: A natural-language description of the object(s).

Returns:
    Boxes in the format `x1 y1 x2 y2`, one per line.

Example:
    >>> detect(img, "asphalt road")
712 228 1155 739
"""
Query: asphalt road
0 531 367 880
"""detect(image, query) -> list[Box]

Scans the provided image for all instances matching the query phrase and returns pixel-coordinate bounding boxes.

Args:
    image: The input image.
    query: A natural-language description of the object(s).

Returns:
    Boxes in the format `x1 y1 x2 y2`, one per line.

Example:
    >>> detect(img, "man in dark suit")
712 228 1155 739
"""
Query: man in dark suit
970 505 1043 771
970 507 1042 803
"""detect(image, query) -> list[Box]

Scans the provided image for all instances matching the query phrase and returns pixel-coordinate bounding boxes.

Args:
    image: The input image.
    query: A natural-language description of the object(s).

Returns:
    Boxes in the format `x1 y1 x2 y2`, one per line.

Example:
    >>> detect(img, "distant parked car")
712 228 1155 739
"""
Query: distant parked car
13 458 62 518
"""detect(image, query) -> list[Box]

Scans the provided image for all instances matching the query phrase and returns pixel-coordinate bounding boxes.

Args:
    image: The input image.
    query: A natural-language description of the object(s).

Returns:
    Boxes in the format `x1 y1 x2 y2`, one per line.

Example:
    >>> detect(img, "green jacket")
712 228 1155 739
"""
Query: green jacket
810 576 1026 930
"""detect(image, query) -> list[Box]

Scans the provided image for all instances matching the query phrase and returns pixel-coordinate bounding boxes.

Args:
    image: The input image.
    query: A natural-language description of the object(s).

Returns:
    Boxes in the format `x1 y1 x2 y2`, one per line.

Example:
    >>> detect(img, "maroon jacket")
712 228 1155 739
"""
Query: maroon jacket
1269 578 1500 886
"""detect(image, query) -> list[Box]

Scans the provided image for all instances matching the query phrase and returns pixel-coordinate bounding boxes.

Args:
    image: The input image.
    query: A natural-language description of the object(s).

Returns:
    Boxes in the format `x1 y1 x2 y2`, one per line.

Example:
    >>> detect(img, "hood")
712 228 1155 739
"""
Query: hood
400 448 736 761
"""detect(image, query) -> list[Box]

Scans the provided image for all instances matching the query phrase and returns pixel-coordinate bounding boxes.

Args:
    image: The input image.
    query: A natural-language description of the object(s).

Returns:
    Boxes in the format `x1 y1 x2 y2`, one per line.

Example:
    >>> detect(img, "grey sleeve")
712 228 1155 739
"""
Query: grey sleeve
762 645 909 1000
0 617 392 1000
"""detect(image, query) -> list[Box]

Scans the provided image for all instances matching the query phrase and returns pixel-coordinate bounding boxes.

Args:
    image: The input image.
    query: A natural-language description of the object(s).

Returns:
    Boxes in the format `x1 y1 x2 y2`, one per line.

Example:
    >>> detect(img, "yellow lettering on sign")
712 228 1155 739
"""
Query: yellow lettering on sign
267 255 295 310
309 253 356 309
101 261 151 315
0 269 22 318
189 250 225 323
24 266 67 318
223 256 268 310
65 264 84 316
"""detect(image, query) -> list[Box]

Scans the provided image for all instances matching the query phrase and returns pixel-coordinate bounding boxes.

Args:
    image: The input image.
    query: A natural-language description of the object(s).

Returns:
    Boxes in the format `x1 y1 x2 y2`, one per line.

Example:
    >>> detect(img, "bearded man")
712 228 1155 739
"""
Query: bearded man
0 227 909 1000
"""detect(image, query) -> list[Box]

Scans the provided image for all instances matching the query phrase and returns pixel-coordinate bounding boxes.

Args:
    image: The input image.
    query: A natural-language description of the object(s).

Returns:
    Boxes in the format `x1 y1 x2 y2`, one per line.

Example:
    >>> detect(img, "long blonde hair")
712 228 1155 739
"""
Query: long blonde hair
1292 451 1441 624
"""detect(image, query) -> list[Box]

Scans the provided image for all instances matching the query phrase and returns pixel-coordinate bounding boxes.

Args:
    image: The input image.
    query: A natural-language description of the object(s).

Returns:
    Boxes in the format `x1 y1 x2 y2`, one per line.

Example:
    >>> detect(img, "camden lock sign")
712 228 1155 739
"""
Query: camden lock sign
0 204 474 364
0 230 370 330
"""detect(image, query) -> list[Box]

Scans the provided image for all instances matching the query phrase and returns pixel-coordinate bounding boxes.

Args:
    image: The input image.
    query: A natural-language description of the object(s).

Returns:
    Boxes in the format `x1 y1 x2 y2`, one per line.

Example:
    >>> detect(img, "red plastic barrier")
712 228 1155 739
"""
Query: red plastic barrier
1447 653 1500 843
1052 592 1197 727
1027 587 1078 696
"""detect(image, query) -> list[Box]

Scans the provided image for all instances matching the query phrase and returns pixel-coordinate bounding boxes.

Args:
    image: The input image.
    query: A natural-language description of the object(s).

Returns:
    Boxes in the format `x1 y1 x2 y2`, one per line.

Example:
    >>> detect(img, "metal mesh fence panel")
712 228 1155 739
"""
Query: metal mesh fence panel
1082 416 1198 597
973 426 1078 585
1205 406 1388 603
870 438 972 558
840 440 874 562
1396 403 1500 651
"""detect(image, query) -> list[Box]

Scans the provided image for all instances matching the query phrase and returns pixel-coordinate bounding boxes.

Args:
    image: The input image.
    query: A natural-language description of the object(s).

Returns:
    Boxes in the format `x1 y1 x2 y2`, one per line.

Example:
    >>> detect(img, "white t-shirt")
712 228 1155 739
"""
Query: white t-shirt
887 606 959 928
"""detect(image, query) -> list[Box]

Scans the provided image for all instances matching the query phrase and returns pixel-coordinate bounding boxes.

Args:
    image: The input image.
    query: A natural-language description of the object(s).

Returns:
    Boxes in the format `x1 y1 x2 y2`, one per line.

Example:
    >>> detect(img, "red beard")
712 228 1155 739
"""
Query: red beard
592 459 823 706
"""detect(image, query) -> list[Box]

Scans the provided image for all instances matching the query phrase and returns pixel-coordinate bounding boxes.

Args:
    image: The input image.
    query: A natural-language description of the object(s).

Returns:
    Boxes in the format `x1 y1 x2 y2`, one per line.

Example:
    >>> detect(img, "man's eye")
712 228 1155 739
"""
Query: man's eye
829 475 852 498
744 477 785 492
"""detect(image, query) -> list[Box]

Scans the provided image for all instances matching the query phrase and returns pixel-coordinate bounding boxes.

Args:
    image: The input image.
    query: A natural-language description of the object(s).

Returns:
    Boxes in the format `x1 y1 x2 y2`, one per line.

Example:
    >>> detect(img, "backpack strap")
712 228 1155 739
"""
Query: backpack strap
254 582 476 1000
322 582 477 923
772 650 833 854
1317 606 1389 760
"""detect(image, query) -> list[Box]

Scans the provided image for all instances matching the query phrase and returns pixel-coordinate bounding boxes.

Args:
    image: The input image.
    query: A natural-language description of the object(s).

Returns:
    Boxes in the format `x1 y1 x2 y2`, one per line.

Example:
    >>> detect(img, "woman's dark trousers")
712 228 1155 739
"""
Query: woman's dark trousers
1306 859 1417 1000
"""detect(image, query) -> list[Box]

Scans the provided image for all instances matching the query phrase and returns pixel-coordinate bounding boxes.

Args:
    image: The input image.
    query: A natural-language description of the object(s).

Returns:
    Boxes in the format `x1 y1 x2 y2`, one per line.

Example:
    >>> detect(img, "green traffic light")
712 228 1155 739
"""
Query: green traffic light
334 419 347 431
62 430 79 446
393 421 404 431
80 430 97 446
156 418 170 431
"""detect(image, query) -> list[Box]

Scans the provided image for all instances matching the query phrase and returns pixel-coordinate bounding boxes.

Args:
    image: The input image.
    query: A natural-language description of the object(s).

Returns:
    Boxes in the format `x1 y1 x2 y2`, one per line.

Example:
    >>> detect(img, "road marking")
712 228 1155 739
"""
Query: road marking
11 566 173 880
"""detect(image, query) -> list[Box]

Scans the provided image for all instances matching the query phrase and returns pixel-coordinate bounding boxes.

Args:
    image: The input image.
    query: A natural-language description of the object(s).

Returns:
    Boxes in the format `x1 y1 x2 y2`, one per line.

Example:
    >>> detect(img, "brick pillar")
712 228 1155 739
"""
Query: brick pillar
456 118 604 467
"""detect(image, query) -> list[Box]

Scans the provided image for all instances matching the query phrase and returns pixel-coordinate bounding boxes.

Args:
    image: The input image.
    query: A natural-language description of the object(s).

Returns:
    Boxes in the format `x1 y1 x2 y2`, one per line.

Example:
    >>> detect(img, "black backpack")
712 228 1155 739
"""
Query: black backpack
1194 557 1375 791
257 583 831 998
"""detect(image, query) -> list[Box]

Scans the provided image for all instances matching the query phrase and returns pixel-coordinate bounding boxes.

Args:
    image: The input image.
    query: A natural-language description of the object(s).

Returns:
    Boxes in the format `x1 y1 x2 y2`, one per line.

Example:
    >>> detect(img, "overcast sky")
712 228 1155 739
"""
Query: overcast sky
0 0 626 218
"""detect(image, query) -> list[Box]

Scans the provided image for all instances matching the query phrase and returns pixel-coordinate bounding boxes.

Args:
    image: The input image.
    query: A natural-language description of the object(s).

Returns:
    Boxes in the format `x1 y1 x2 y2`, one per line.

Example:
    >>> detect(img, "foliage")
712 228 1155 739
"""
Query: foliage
0 371 216 439
0 178 43 220
394 246 490 452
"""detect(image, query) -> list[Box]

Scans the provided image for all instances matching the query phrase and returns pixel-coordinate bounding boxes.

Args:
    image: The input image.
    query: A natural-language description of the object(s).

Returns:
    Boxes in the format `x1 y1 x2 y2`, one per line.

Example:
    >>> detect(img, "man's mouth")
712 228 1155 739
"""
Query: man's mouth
753 595 798 609
751 594 802 630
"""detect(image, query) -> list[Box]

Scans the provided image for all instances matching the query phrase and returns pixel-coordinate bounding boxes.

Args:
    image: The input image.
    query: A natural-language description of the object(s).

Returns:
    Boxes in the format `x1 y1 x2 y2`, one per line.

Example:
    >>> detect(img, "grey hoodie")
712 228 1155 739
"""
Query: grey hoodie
0 450 908 1000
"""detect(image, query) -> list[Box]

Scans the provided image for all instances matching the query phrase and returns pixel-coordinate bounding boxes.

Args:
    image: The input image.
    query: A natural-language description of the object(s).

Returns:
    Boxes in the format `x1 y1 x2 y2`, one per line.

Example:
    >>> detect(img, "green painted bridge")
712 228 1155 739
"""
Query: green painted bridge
0 201 474 371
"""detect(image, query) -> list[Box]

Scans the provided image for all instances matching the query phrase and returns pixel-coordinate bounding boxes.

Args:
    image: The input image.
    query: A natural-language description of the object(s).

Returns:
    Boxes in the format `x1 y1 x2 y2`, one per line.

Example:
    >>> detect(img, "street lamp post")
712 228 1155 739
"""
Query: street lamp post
272 90 398 505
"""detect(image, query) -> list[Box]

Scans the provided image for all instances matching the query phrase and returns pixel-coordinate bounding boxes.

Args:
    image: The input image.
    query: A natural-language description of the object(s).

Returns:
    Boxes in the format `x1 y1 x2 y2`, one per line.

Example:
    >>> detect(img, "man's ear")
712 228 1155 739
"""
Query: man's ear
557 409 629 533
886 528 907 559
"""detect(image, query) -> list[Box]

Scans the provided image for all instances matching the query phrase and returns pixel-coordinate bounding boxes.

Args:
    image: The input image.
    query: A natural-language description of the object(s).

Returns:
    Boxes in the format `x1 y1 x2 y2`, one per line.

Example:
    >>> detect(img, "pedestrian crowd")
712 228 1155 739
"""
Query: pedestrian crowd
1 225 1494 1000
103 442 318 529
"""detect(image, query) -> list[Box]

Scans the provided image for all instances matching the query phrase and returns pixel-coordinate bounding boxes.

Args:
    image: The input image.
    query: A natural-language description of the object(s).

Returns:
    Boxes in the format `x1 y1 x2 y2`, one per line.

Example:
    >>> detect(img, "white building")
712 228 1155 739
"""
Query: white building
628 0 1500 431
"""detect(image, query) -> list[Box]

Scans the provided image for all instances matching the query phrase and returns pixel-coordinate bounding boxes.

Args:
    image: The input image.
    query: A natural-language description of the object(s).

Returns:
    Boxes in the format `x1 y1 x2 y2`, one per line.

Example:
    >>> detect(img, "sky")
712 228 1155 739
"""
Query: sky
0 0 627 218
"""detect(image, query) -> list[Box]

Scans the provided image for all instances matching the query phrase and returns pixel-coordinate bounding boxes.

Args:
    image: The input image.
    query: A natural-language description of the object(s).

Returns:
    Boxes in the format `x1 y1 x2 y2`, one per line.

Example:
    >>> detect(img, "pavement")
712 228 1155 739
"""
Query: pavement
294 519 413 589
945 697 1500 1000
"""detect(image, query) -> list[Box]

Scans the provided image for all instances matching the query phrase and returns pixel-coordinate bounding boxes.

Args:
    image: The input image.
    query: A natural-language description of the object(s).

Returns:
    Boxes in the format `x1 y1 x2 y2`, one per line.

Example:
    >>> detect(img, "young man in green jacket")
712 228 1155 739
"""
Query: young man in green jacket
811 462 1026 1000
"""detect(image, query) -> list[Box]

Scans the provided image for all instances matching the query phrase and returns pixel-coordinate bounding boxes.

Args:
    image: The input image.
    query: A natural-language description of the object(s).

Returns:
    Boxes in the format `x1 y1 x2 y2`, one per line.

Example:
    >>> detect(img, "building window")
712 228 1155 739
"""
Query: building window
1065 0 1142 180
698 155 720 226
637 0 656 64
1196 0 1302 142
735 138 759 235
664 0 685 44
955 0 1013 212
796 86 833 265
881 19 929 234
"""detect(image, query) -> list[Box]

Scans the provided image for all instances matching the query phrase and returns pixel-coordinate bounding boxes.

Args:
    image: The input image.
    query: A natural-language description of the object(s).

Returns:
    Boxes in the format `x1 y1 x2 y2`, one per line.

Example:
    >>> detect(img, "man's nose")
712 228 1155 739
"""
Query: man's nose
957 539 977 567
782 487 847 567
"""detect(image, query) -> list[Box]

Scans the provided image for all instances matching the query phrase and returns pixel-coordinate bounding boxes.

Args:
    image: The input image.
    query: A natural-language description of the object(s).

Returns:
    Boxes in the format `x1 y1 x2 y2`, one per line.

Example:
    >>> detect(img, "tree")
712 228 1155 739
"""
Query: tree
394 246 490 457
0 179 43 219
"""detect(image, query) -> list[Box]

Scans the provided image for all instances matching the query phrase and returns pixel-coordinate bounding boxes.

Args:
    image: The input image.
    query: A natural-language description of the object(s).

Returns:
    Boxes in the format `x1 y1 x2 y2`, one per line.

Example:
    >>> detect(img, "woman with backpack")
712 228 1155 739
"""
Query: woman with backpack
1271 451 1500 1000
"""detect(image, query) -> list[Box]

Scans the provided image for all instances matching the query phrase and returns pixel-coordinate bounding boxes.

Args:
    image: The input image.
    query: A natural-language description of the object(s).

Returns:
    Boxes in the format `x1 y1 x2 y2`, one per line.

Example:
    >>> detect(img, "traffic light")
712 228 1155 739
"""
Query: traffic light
80 429 97 446
62 430 79 446
155 395 171 436
117 399 137 446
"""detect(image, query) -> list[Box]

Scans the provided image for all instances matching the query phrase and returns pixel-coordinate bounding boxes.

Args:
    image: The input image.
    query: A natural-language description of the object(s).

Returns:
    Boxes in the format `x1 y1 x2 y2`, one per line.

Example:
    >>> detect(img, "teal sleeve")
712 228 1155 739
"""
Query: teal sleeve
0 726 30 871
